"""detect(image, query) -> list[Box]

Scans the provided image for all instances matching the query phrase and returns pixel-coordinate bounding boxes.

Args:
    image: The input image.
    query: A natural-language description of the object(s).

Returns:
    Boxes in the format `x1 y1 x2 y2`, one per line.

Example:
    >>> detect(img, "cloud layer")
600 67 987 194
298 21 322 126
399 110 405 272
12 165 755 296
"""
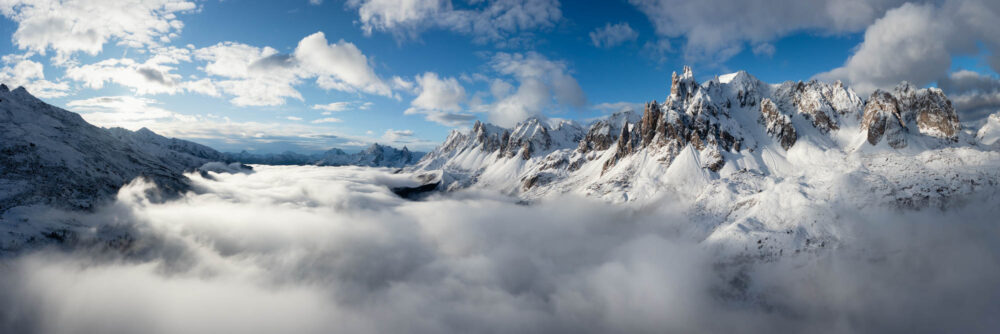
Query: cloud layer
1 166 998 333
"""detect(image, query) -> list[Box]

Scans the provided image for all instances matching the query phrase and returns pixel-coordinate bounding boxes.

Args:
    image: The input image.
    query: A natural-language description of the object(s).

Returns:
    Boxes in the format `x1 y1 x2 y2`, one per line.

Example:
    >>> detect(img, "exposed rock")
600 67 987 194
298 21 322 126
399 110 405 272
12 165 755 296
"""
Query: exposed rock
910 88 960 140
759 98 797 150
603 122 637 174
862 90 908 148
638 101 663 146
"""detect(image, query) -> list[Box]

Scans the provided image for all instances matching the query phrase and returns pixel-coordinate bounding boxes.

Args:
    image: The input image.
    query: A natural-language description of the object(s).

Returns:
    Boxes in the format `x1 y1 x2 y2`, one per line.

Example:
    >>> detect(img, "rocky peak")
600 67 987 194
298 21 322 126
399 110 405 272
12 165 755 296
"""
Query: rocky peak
861 83 961 148
759 98 797 150
578 110 638 153
0 83 8 93
911 87 960 140
670 66 698 103
861 90 908 148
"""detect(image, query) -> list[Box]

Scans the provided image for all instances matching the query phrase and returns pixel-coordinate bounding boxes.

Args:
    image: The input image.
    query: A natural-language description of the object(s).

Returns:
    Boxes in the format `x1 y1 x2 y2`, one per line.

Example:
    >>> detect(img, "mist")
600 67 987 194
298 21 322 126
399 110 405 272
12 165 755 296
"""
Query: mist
1 165 998 333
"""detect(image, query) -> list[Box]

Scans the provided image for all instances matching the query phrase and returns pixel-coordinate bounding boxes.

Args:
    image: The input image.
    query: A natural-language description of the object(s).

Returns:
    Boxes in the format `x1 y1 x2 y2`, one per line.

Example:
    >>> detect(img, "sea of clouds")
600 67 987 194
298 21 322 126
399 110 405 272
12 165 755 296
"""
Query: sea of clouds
1 165 998 333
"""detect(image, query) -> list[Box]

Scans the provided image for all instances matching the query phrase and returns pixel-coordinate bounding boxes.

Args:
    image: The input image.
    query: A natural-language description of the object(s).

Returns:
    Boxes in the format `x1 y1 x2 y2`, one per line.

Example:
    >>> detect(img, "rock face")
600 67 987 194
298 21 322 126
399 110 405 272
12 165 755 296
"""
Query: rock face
861 83 961 148
412 67 967 200
0 84 226 212
861 90 908 148
759 98 797 150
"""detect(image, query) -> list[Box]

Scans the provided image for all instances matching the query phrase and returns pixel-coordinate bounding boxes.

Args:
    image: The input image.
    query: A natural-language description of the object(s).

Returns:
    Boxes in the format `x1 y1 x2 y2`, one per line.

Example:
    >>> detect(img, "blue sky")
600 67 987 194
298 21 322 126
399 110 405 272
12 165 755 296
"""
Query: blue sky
2 0 999 153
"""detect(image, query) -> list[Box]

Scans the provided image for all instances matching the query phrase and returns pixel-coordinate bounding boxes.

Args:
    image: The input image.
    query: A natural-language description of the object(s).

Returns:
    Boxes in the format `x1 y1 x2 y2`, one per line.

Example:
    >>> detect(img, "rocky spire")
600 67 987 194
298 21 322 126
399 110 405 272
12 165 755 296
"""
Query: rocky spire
670 66 698 102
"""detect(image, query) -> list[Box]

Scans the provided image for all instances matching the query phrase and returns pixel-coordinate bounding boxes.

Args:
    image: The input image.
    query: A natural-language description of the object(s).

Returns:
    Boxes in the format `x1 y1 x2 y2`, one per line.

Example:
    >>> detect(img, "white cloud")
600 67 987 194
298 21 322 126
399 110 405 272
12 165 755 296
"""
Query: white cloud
816 0 1000 96
193 32 393 107
815 3 963 96
411 72 465 112
286 116 303 121
193 42 304 107
64 46 219 96
312 102 352 112
293 32 394 98
346 0 562 45
628 0 908 63
0 0 196 63
311 117 343 124
752 43 775 57
0 54 69 98
404 72 474 126
486 52 586 127
382 128 414 142
311 101 375 112
589 22 638 48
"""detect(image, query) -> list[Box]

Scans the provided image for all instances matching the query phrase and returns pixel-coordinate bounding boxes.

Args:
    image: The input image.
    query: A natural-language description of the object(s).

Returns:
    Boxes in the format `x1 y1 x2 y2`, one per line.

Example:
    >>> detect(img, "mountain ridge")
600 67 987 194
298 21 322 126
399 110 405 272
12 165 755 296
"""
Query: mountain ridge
410 67 994 203
0 83 426 213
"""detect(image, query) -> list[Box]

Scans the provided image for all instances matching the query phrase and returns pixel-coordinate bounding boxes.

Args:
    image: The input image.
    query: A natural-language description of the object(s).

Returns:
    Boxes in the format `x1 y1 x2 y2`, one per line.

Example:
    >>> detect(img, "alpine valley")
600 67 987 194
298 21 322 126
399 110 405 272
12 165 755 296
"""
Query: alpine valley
4 66 1000 255
3 66 1000 333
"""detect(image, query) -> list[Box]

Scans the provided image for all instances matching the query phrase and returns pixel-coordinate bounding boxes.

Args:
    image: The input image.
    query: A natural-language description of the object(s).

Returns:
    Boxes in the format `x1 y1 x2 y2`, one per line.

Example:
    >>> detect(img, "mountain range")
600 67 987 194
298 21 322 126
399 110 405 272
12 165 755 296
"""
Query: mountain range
0 84 423 213
410 67 998 202
3 66 1000 254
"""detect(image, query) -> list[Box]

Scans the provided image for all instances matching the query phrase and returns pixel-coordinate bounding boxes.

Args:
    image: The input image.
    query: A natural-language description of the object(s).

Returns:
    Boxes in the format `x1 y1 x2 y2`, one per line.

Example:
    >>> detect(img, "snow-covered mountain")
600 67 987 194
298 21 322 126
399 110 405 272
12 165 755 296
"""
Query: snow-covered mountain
0 82 429 214
0 84 227 212
409 67 1000 253
225 143 425 168
412 67 998 203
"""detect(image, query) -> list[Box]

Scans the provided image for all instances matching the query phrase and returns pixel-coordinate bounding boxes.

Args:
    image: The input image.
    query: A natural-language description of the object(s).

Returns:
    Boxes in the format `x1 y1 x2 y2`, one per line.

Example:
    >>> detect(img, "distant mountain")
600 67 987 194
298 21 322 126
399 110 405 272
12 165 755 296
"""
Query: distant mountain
225 143 425 168
0 83 428 213
0 84 226 212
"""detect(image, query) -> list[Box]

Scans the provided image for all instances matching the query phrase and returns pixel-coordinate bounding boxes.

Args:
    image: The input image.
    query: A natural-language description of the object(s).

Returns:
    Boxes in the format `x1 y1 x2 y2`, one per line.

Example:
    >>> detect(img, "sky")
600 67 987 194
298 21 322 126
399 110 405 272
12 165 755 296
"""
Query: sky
1 0 999 153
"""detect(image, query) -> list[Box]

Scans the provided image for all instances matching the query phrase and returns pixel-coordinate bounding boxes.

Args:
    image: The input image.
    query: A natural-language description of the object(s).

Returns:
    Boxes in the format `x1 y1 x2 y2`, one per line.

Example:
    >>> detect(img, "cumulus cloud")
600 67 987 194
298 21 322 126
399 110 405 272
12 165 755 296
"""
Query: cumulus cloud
938 70 1000 125
64 46 219 96
589 22 638 48
382 128 415 142
487 52 586 127
346 0 562 45
0 166 999 333
293 32 394 97
628 0 907 63
311 117 343 124
193 32 393 107
0 0 196 63
0 54 69 98
404 72 473 126
816 0 1000 95
312 101 374 113
193 42 303 106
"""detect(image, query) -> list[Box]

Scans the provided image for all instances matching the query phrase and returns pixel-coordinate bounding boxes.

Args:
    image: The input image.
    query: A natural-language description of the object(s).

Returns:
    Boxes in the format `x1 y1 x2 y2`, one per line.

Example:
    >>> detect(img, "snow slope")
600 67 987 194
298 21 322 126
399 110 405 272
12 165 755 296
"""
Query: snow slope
0 84 226 212
408 67 1000 253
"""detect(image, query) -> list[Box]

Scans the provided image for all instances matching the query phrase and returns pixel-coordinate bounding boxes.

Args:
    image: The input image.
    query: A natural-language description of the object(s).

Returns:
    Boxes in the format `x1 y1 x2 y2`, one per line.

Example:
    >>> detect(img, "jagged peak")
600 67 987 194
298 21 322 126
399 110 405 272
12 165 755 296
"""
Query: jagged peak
0 83 8 93
681 65 694 80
